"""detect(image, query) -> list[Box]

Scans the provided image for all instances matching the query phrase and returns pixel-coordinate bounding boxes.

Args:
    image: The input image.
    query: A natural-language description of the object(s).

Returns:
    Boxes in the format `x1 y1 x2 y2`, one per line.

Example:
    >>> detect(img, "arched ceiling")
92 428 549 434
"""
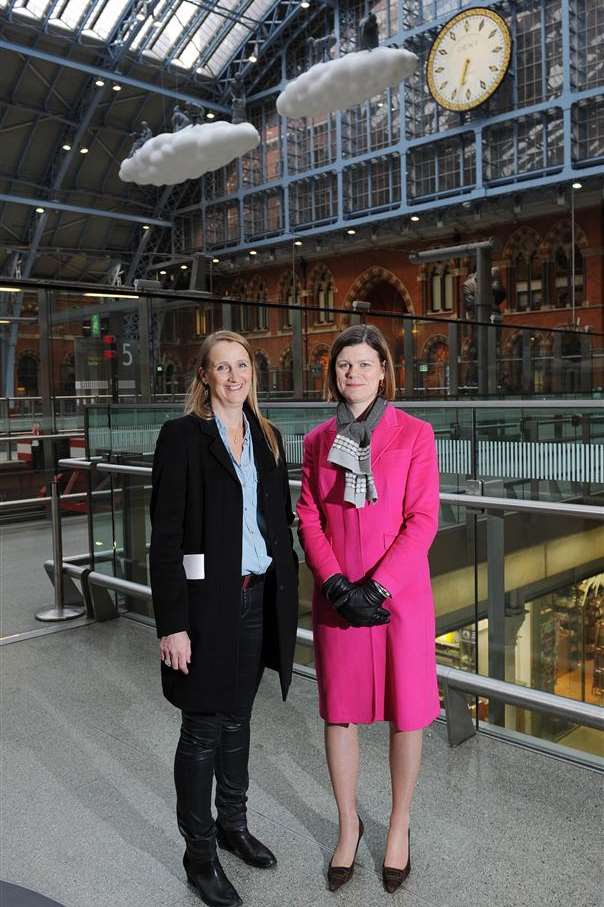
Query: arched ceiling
0 0 313 280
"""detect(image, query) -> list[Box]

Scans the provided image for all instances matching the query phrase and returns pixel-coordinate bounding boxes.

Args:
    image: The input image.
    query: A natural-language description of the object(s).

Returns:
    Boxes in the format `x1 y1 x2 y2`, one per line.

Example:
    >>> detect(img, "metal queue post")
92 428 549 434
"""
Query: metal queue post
35 477 86 622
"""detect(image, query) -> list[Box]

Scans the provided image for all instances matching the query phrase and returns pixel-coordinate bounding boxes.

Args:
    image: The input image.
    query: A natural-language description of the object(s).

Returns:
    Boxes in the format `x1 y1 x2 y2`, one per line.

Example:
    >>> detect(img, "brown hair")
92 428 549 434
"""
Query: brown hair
184 330 280 463
326 324 396 403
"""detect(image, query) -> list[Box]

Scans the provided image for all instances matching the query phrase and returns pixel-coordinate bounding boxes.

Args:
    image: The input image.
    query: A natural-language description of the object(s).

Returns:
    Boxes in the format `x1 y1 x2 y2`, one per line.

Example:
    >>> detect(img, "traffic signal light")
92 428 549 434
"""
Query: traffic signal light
102 334 117 360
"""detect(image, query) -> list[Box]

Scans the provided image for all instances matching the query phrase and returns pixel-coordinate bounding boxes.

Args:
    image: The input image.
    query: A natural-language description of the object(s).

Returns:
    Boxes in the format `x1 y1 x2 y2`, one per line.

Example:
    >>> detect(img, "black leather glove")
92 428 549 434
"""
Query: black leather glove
322 573 355 603
334 579 391 628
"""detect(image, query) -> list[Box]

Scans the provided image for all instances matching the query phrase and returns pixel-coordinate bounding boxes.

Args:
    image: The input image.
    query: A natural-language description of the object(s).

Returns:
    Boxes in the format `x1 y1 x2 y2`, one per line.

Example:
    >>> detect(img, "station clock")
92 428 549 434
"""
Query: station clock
426 8 512 112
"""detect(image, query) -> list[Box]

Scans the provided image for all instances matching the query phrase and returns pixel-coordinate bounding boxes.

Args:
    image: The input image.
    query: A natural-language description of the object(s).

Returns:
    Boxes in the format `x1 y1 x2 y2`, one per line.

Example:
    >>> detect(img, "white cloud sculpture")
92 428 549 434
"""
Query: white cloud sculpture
276 46 418 119
119 121 260 187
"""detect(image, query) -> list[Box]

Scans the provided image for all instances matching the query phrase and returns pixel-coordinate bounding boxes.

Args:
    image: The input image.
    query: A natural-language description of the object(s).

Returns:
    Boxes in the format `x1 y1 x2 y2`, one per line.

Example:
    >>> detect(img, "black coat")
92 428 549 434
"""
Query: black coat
149 407 299 712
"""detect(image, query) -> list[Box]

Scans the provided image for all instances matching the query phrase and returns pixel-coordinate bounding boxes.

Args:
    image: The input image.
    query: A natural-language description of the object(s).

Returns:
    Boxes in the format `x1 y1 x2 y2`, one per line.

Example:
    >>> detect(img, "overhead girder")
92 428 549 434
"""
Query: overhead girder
194 0 261 75
216 0 328 96
0 193 172 226
0 39 230 112
126 183 186 283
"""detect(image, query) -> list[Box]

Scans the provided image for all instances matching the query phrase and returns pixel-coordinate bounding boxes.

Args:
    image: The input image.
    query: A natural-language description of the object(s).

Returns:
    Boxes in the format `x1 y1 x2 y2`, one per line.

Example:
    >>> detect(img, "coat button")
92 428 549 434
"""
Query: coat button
279 584 285 591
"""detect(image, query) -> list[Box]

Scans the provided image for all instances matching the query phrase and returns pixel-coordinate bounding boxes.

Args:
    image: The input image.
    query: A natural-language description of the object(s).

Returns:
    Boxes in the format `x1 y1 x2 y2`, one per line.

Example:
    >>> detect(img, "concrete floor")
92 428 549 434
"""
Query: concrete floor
1 618 603 907
0 515 90 638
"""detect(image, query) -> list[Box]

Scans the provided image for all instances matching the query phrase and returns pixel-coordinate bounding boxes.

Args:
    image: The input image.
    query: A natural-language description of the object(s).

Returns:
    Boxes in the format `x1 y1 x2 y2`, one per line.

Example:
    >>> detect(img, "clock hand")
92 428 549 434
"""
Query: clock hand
460 58 471 86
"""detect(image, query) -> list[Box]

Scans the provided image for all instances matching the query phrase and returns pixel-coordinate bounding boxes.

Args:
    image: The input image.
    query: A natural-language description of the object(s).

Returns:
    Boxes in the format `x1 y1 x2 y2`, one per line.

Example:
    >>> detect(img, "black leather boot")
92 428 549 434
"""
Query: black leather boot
216 822 277 869
183 851 243 907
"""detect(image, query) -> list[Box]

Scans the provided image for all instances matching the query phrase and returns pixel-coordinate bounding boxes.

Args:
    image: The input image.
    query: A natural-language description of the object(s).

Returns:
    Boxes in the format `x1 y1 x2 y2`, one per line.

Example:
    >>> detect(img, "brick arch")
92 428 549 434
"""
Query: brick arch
227 277 247 298
277 269 300 301
253 347 271 367
539 220 589 259
247 275 268 300
308 262 335 289
502 330 522 357
502 226 542 261
422 333 448 358
343 266 414 313
501 329 552 356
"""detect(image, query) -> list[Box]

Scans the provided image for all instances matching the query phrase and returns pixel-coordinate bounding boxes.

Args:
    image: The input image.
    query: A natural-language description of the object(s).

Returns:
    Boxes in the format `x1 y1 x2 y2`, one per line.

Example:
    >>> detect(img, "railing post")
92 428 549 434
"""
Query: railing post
447 320 459 397
36 478 86 622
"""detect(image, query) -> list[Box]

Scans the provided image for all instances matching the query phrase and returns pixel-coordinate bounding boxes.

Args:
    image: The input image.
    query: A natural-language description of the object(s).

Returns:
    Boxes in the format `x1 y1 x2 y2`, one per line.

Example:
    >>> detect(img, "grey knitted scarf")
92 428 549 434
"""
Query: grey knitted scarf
327 396 387 508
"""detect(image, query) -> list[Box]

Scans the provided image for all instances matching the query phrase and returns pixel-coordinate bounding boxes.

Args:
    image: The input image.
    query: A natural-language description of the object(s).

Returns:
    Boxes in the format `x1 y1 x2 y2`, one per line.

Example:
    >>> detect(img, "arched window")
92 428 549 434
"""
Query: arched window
429 265 455 313
512 252 542 311
281 275 299 329
165 363 176 395
279 348 293 392
249 280 269 331
17 354 39 396
255 351 269 392
314 270 335 323
553 244 584 309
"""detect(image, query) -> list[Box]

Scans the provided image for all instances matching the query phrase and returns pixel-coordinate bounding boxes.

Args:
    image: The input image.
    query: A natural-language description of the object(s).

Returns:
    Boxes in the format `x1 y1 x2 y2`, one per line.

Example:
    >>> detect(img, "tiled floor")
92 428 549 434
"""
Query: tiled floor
1 618 603 907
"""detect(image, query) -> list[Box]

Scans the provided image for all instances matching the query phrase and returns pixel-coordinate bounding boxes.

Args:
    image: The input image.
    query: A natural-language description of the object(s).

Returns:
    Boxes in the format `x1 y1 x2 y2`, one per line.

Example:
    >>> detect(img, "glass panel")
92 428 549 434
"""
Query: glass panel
456 502 604 759
87 0 130 39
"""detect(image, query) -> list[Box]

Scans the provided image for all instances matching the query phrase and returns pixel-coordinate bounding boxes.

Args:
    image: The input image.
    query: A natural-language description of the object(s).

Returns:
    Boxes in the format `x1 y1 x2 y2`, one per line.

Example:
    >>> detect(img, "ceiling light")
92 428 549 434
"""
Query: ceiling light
159 270 167 275
142 224 150 230
0 287 23 293
84 292 139 299
212 257 220 263
112 84 122 92
249 250 258 255
206 111 215 119
180 264 188 270
95 79 105 87
135 11 145 20
62 143 72 151
0 319 10 323
35 207 45 214
80 147 89 154
294 240 303 246
300 0 310 7
377 101 384 108
247 44 258 63
572 181 582 190
410 215 420 222
346 228 356 235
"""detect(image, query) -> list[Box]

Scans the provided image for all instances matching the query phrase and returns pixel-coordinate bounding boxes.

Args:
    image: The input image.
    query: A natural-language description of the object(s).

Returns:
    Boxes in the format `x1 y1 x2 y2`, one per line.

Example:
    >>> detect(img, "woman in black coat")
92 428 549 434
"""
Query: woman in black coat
150 330 298 907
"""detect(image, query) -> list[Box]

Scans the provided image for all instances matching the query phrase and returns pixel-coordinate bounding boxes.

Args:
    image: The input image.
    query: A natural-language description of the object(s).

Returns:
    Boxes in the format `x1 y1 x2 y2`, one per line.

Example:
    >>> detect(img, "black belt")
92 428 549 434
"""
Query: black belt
241 573 264 591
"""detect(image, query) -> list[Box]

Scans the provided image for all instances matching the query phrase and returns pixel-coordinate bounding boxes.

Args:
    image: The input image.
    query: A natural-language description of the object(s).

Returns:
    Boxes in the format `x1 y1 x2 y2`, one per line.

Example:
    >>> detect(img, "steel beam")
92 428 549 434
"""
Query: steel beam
0 195 172 227
0 39 229 113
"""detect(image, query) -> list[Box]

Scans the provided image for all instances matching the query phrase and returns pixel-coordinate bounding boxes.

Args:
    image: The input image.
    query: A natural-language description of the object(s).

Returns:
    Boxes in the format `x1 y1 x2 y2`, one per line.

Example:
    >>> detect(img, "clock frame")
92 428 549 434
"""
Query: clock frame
426 7 512 112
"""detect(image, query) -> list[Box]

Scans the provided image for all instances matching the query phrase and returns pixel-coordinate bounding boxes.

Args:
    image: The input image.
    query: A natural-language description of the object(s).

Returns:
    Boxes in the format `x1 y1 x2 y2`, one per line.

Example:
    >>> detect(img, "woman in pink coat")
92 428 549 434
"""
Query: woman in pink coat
297 324 440 895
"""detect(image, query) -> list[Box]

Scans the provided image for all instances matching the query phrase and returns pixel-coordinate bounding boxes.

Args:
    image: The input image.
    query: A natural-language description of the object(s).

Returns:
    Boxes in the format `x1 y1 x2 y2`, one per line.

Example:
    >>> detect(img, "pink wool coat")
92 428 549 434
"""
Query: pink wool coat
297 404 441 731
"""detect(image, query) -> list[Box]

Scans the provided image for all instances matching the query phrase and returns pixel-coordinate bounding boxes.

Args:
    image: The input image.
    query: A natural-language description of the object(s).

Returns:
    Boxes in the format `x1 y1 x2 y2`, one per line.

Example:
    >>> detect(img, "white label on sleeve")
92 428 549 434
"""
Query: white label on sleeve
183 554 205 580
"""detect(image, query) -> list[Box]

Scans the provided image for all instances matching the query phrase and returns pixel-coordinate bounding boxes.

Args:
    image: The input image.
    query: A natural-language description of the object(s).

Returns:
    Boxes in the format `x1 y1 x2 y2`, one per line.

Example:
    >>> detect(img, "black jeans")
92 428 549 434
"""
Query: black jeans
174 578 265 860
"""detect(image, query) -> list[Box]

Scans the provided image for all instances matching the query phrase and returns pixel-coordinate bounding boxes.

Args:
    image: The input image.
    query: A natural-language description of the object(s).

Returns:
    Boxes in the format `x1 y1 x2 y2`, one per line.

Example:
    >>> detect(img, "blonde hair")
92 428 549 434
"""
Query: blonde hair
184 330 280 463
326 324 396 403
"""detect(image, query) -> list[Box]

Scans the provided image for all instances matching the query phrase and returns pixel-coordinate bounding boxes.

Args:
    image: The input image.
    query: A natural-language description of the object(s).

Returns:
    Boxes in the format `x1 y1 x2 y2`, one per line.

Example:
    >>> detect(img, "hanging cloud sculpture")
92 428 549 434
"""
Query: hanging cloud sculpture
119 121 260 187
276 46 418 119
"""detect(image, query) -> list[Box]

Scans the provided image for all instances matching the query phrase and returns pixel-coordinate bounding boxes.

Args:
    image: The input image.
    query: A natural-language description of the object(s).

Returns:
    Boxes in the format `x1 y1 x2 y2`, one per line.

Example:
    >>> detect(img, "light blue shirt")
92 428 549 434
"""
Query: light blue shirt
215 412 272 576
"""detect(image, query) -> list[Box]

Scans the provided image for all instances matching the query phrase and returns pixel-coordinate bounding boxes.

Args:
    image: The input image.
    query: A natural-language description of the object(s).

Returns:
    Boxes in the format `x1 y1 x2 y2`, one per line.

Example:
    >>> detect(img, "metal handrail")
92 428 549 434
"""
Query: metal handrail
440 493 604 521
58 565 601 733
96 462 151 477
48 459 604 519
0 431 85 443
295 628 604 733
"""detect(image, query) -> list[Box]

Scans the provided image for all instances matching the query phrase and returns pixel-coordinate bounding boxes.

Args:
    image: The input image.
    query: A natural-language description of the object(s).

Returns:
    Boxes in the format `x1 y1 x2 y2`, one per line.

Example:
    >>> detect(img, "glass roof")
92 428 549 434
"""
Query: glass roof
6 0 276 77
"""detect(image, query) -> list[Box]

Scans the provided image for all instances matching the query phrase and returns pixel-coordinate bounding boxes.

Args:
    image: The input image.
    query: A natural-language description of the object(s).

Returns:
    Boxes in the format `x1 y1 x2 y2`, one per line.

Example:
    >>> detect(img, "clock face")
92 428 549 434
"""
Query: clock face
427 8 511 112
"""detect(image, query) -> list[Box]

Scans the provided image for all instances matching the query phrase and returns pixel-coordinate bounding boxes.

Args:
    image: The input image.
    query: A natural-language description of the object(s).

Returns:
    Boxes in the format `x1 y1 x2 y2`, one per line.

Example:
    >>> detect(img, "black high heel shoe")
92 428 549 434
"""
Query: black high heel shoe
382 827 411 894
327 816 364 892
